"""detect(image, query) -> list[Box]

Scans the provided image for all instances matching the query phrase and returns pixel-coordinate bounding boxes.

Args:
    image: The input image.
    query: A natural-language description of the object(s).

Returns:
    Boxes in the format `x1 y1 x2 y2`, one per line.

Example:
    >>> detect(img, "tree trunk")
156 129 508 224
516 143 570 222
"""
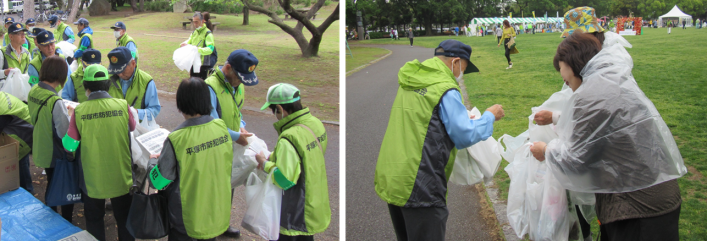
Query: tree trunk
139 0 143 12
23 0 35 20
130 0 138 12
242 6 249 25
67 0 81 24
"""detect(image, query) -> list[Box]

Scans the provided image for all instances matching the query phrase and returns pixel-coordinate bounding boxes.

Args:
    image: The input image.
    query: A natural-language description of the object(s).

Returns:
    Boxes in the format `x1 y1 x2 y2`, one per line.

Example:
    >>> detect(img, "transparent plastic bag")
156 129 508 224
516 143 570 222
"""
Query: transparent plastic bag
173 45 201 73
467 107 502 182
449 147 483 185
497 130 529 163
56 41 77 58
139 112 159 131
545 42 687 193
69 59 78 72
0 69 31 101
525 157 548 240
232 135 270 188
534 169 570 241
242 169 282 240
505 144 533 238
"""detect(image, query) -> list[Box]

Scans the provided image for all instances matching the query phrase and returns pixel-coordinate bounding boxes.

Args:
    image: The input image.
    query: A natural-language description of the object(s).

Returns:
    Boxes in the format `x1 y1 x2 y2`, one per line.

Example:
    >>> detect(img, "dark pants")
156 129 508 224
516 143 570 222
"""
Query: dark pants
19 155 33 193
409 38 413 46
503 39 511 64
45 167 74 223
600 204 680 241
189 65 212 80
277 234 314 241
168 228 216 241
577 205 591 239
83 193 134 241
388 204 448 241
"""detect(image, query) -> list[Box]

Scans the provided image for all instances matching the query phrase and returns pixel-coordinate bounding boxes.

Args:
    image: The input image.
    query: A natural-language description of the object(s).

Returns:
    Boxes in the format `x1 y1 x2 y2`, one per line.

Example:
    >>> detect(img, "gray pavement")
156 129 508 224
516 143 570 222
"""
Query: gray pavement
346 45 497 240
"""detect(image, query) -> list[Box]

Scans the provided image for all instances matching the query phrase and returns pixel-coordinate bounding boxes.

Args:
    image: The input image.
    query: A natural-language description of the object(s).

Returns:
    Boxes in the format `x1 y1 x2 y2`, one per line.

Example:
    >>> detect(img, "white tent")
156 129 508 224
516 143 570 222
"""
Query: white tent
659 5 692 27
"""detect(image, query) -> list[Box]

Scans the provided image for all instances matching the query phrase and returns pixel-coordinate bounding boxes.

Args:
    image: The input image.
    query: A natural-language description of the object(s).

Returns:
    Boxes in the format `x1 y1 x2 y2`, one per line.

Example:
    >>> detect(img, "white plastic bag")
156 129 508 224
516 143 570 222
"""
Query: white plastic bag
139 112 159 131
172 45 201 73
466 107 503 182
69 59 78 72
534 169 570 241
232 135 271 188
56 41 77 58
449 147 483 185
505 144 532 238
129 108 151 187
242 169 282 240
0 69 31 102
497 130 529 163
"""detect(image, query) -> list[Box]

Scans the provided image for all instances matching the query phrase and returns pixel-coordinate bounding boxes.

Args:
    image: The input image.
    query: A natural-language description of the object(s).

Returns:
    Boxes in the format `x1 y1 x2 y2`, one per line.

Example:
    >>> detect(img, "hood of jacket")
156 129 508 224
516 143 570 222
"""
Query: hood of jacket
397 56 458 91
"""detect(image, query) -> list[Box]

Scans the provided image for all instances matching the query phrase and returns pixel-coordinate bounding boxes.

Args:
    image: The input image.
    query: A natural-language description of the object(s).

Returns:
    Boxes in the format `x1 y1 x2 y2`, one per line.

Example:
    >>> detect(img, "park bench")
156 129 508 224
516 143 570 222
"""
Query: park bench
182 16 218 30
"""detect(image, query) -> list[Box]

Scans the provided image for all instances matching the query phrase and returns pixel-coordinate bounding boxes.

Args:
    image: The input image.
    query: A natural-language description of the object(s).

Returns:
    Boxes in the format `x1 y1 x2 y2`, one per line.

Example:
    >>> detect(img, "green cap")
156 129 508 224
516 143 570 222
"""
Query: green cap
260 83 301 110
83 64 110 82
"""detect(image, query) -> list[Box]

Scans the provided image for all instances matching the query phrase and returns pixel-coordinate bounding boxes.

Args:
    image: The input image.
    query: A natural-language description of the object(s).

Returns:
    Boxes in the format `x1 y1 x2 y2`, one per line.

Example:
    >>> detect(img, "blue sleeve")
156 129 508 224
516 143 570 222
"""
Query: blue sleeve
136 81 161 121
73 37 91 59
65 27 75 44
208 86 240 141
28 64 39 86
439 90 495 149
62 75 76 101
126 42 138 59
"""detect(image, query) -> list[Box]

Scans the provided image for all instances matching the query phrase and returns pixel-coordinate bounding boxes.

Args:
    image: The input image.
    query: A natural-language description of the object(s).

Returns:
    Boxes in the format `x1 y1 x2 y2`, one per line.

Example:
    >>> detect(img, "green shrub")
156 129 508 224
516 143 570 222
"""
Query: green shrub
369 32 387 39
144 1 172 12
276 9 284 15
192 0 243 14
304 0 311 7
324 0 332 6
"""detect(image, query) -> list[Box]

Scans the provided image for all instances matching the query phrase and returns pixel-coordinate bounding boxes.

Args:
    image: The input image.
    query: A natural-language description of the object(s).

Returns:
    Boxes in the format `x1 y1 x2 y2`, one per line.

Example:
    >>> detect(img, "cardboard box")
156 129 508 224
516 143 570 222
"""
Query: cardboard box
0 134 20 195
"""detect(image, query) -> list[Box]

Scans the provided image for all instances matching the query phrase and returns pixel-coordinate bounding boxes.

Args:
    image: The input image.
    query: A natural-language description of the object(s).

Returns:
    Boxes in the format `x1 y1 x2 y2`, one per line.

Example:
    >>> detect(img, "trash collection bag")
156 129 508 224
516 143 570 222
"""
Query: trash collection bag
0 68 31 102
56 41 77 58
232 135 270 188
242 169 282 240
498 130 529 163
173 45 201 73
534 169 570 241
449 147 483 185
138 112 160 131
505 144 532 238
545 41 687 193
466 107 503 182
525 156 548 241
69 59 78 73
126 173 169 239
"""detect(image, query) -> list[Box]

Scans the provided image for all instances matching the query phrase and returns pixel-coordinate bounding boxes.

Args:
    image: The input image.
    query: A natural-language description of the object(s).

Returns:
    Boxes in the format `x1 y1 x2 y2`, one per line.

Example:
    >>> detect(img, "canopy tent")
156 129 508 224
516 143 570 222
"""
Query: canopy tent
471 17 564 25
658 5 692 26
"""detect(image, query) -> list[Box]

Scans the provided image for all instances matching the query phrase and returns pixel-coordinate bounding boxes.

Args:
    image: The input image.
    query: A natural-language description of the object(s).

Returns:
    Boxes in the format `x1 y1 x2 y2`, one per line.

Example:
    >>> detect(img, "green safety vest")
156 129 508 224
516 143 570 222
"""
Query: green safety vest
0 92 32 158
74 96 132 199
29 51 66 92
107 68 153 113
54 22 74 42
70 64 88 103
272 108 330 235
186 24 216 66
117 33 138 63
169 118 232 238
375 57 461 208
204 68 244 131
27 84 63 168
24 35 35 58
76 31 93 63
1 45 30 74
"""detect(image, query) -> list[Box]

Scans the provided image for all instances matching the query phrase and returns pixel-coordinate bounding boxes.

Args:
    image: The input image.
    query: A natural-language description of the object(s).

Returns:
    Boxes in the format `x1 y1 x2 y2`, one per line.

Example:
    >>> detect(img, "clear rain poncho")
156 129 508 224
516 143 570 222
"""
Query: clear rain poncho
545 32 687 193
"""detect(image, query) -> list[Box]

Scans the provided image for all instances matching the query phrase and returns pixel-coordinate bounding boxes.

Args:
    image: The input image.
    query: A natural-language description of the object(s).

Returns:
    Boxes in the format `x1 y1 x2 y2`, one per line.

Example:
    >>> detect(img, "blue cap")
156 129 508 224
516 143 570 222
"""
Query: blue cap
110 21 126 30
73 18 89 26
82 49 101 65
107 47 133 74
4 17 14 24
35 31 56 46
7 22 27 34
434 40 479 73
29 27 45 37
48 15 58 26
25 18 36 25
227 49 259 86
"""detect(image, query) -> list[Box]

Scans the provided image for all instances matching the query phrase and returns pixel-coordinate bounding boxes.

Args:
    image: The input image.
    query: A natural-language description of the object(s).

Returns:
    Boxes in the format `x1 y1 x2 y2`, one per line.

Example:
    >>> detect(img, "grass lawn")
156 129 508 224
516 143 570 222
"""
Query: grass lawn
344 45 389 74
35 5 339 121
354 27 707 239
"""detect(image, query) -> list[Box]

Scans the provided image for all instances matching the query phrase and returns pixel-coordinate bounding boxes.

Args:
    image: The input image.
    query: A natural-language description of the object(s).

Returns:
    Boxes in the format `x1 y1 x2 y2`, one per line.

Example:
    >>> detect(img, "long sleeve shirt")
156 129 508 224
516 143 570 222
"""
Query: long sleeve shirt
61 25 76 44
438 89 495 149
73 27 93 59
498 27 516 45
118 71 161 121
29 52 72 86
208 85 246 141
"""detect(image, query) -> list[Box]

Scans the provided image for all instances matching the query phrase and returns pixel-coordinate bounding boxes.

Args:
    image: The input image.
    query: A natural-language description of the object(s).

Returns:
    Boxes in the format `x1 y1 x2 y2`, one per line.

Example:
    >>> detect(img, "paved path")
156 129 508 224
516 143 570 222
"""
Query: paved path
346 44 497 240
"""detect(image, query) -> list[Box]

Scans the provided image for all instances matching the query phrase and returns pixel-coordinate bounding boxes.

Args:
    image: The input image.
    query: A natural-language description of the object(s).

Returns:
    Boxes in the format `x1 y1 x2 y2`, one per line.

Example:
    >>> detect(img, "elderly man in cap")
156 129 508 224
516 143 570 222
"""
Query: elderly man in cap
48 15 76 44
2 17 15 46
0 22 31 80
24 18 37 58
73 18 93 63
181 12 217 79
106 47 161 123
28 31 72 93
374 39 504 240
62 49 100 103
28 28 46 58
203 49 261 238
255 83 332 241
110 22 138 63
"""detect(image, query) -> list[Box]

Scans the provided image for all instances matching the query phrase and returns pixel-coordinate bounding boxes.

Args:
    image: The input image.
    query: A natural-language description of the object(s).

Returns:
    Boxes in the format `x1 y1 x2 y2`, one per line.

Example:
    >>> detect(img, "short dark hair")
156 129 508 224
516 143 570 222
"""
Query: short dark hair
39 55 68 85
176 77 212 116
268 91 303 115
553 32 602 80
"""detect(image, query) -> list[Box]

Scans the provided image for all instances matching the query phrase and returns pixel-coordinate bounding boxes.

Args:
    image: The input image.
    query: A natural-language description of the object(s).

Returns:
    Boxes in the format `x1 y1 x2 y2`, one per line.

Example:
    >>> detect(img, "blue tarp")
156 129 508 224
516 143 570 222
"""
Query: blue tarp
0 188 82 241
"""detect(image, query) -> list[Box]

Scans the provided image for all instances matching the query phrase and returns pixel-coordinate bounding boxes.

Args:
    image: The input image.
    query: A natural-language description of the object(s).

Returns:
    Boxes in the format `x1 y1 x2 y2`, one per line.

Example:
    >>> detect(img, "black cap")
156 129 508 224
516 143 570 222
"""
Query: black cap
25 18 36 25
7 22 28 34
73 18 89 26
107 47 133 74
4 17 14 24
434 40 479 73
110 21 126 30
35 31 56 46
82 49 101 65
29 27 46 37
48 15 58 26
227 49 259 86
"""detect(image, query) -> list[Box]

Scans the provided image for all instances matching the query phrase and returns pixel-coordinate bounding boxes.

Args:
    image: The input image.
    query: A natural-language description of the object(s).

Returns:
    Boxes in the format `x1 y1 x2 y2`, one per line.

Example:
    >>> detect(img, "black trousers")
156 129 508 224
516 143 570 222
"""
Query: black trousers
45 167 74 223
83 193 134 241
600 204 680 241
189 65 212 80
576 205 591 239
503 39 511 64
409 38 413 46
168 228 216 241
388 204 448 241
277 234 314 241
